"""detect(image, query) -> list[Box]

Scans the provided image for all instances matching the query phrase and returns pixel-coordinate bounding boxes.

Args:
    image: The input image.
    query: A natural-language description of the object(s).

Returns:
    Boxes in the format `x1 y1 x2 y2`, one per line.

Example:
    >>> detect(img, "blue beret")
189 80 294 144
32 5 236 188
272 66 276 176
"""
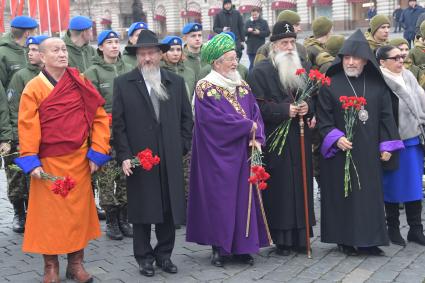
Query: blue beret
221 31 236 42
128 22 149 37
182 23 202 35
11 16 38 29
161 36 183 46
69 16 92 31
97 30 119 45
25 35 49 47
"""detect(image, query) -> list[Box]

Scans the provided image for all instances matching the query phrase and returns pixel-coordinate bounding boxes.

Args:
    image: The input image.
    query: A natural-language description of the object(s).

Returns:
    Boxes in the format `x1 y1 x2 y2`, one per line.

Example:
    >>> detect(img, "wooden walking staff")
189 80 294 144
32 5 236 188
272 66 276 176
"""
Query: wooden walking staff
245 131 273 245
245 132 256 238
299 115 312 259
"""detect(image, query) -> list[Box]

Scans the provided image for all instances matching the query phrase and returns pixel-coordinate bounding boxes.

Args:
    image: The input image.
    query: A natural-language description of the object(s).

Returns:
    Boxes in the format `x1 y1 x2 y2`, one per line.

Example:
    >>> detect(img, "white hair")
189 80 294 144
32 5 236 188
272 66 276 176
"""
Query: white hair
270 46 305 91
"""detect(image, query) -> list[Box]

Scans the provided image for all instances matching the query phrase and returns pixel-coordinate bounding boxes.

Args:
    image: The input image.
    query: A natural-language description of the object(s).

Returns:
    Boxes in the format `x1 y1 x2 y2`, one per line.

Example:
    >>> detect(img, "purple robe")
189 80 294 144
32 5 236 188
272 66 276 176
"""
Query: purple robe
186 79 270 255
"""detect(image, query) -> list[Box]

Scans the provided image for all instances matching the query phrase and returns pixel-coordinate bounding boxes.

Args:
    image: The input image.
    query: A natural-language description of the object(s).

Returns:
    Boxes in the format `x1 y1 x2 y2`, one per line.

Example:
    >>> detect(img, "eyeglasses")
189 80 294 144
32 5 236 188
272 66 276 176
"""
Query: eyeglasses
222 57 238 62
385 55 404 62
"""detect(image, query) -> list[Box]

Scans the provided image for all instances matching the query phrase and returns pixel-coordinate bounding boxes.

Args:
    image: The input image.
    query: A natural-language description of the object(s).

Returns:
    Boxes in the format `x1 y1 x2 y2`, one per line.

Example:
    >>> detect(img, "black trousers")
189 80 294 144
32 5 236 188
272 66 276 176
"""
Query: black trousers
133 209 175 264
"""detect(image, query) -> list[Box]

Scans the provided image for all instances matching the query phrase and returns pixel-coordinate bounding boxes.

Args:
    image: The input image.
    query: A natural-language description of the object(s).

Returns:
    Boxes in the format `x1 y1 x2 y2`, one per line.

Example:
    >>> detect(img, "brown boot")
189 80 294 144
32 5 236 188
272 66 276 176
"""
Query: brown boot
65 249 93 283
43 255 60 283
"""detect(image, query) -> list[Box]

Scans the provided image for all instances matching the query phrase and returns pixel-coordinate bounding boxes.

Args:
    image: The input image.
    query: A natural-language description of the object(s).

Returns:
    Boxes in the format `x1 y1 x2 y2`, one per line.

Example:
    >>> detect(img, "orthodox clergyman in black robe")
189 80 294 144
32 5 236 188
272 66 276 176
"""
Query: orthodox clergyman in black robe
248 21 316 256
316 29 403 256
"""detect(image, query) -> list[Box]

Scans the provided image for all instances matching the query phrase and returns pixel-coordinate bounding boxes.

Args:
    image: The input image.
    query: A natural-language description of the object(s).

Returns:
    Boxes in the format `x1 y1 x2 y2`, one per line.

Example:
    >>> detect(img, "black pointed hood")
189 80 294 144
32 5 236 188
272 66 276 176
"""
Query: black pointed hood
326 29 381 78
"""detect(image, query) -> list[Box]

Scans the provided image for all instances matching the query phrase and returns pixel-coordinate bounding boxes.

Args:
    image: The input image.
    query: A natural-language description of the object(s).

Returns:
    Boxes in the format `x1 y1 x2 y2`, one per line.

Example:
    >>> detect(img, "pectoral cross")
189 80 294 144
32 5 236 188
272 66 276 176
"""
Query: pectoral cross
284 24 291 33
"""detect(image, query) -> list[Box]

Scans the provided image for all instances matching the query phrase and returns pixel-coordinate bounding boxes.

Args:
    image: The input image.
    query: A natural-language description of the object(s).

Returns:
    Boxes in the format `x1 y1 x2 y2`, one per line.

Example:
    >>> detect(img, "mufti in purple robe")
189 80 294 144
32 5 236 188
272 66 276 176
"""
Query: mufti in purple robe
186 68 270 265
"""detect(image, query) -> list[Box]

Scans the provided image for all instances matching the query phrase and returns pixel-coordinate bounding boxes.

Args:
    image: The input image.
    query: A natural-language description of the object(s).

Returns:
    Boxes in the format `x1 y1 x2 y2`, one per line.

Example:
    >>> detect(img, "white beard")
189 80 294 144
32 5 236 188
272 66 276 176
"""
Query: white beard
343 65 364 78
223 70 242 83
141 65 169 101
271 49 305 91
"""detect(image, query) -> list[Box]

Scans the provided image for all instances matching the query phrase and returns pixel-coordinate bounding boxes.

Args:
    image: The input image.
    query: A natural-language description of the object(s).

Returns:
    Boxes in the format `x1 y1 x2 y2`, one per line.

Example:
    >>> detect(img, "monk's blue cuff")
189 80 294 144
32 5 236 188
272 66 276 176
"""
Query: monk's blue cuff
380 140 405 152
87 148 111 166
14 155 41 174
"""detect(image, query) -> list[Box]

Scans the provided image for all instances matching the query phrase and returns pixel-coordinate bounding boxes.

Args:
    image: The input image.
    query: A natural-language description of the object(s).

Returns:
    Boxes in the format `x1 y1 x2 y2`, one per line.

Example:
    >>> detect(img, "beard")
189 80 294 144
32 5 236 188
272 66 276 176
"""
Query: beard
141 64 169 101
343 65 364 78
223 70 242 83
270 48 305 91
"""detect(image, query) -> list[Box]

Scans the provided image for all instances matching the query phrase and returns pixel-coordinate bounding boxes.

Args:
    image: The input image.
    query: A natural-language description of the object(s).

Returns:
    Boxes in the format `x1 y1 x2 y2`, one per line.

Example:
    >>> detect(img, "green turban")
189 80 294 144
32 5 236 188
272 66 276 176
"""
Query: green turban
201 33 235 64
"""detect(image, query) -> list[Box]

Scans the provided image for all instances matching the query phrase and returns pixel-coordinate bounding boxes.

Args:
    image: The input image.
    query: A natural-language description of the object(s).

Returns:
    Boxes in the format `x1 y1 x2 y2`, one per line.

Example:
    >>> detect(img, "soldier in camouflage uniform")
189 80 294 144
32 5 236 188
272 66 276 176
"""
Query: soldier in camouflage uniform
122 22 149 68
84 30 133 240
364 15 390 52
63 16 97 73
7 36 48 233
390 38 425 88
317 35 345 73
183 23 207 82
253 10 308 66
159 36 196 204
0 16 37 233
303 16 333 69
409 21 425 70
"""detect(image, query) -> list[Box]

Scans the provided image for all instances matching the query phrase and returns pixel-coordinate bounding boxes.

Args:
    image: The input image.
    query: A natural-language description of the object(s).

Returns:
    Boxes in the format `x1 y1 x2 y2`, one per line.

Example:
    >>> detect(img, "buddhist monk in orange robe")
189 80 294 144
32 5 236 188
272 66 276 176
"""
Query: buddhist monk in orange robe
15 38 111 283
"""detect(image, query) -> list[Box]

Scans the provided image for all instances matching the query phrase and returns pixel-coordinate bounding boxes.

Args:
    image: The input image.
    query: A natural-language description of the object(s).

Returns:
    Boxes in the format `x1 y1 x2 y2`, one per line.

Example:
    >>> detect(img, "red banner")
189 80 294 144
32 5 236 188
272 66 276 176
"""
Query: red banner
28 0 38 17
0 0 5 32
37 0 70 33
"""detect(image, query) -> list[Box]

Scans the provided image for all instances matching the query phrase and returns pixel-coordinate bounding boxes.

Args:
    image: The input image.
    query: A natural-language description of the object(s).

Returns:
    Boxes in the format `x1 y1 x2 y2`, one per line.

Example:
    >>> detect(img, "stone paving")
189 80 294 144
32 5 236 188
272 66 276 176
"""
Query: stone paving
1 169 425 283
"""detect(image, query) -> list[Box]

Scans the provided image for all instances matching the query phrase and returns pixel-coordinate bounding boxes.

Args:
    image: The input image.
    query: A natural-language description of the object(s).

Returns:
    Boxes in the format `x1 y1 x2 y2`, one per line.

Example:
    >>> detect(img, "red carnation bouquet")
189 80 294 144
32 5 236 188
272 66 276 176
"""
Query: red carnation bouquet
41 173 76 198
339 96 367 197
9 164 76 198
130 148 160 171
268 68 331 155
246 143 272 243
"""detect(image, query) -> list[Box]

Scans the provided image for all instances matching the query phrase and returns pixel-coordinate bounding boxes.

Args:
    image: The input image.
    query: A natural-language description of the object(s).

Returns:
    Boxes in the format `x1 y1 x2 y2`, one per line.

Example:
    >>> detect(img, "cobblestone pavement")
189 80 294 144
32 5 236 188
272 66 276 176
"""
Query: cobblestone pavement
1 169 425 283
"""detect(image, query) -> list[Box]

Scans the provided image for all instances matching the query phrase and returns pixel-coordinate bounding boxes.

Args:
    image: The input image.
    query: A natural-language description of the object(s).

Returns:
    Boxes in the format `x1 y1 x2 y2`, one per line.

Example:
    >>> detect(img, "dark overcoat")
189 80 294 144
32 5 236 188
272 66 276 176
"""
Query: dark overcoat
247 58 316 232
112 68 193 225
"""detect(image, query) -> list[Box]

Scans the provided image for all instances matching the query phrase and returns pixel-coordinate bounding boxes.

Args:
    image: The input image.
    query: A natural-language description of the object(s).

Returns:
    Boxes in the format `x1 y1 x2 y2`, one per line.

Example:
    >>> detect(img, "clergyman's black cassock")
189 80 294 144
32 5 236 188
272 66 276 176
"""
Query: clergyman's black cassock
316 30 401 247
247 55 316 248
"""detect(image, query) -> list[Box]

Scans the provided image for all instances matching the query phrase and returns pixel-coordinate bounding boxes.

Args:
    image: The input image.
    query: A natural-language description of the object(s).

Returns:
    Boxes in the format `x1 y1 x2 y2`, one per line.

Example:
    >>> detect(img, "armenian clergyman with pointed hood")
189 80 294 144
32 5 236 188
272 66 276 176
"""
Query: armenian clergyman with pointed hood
317 30 403 256
186 33 270 267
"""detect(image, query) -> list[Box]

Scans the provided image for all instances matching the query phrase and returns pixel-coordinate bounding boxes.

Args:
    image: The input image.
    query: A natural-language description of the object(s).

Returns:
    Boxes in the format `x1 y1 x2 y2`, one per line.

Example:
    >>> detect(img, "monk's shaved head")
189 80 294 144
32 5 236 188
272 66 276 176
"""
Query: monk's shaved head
39 37 64 53
39 37 68 70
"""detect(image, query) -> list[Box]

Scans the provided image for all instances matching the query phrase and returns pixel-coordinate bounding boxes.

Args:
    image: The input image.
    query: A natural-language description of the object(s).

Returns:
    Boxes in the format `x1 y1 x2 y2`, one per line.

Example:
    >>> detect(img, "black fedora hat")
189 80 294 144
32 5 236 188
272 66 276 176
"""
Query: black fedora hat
125 29 170 54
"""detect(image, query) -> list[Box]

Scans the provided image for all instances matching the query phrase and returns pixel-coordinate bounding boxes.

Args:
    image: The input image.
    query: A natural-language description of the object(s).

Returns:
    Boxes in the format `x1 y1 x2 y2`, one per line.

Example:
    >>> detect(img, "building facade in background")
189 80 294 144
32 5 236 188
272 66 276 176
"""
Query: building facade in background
1 0 421 38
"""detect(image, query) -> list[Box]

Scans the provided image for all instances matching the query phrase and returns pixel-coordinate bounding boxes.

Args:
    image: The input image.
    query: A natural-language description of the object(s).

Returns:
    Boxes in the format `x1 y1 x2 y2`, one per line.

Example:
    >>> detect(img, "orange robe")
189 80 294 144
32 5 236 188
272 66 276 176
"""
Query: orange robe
18 72 110 255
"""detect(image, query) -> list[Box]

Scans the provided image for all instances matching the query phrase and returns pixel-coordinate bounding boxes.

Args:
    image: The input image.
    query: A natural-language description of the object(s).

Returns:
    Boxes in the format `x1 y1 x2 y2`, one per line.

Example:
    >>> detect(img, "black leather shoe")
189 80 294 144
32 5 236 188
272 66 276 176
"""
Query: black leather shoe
338 244 358 256
358 246 384 256
156 259 177 274
234 254 254 265
211 249 224 267
138 261 154 277
276 245 291 256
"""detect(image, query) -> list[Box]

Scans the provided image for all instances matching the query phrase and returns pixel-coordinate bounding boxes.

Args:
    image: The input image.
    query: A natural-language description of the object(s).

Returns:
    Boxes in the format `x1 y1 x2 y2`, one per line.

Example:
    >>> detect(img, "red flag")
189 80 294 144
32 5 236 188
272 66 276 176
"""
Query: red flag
59 0 70 31
10 0 18 18
38 0 70 33
0 0 5 32
28 0 37 17
17 0 24 16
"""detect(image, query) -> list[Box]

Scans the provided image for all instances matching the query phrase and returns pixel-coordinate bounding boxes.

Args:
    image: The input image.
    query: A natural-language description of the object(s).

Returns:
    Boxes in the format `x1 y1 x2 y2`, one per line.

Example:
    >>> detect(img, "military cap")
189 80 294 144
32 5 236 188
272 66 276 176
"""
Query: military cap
127 22 149 37
69 16 92 31
161 35 183 46
369 15 390 36
97 30 119 45
277 10 301 25
11 16 38 29
312 16 333 38
25 35 49 47
182 23 202 35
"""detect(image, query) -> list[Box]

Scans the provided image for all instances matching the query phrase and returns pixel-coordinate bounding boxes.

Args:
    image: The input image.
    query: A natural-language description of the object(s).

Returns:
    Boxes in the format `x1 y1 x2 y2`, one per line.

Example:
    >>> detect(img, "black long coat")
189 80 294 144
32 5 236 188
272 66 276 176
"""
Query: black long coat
247 59 316 232
112 68 193 225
